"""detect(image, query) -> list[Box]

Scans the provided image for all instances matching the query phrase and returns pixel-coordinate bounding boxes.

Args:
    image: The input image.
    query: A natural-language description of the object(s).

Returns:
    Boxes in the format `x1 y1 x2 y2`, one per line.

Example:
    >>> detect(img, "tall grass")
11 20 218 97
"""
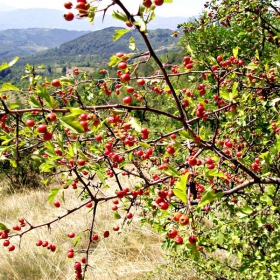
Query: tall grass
0 186 165 280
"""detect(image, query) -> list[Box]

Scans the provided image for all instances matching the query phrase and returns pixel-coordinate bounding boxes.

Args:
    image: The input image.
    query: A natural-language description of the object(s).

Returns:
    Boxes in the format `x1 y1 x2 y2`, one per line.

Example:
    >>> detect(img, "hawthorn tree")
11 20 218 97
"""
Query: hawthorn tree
0 0 280 279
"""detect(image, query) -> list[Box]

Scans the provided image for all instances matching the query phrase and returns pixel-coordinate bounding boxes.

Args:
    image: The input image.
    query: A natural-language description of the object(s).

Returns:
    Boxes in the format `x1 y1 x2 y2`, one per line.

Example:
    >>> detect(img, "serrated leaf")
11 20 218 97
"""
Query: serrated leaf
112 11 128 22
129 117 141 132
69 108 88 116
48 188 60 205
173 173 189 203
95 169 105 184
8 103 20 109
0 57 18 72
0 83 20 92
9 159 17 168
114 211 121 220
164 166 180 177
73 234 81 247
197 190 224 209
0 223 9 230
233 47 239 58
138 142 151 148
60 115 85 134
186 44 195 57
29 95 42 107
59 76 75 85
113 29 131 42
129 37 136 50
205 169 227 178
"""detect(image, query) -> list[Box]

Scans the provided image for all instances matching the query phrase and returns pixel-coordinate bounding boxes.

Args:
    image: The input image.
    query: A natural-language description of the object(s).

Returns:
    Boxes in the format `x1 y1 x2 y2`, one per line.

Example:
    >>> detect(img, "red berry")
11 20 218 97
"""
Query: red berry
103 231 110 238
64 12 74 21
51 79 61 87
26 119 35 127
53 201 60 208
37 124 47 134
174 236 183 245
123 96 132 104
189 235 198 244
167 228 178 239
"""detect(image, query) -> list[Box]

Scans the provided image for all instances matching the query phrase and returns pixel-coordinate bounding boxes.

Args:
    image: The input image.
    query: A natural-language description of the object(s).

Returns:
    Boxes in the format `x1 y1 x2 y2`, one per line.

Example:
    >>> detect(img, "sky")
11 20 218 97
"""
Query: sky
0 0 206 17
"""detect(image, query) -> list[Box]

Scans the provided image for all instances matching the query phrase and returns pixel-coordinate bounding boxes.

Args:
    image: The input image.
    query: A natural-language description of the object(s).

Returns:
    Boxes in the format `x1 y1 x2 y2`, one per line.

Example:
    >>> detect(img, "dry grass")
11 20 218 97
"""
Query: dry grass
0 185 166 280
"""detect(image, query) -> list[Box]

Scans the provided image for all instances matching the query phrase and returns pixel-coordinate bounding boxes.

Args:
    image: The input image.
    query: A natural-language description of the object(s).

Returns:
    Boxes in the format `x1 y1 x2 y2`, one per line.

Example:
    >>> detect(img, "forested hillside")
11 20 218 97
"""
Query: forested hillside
0 29 90 60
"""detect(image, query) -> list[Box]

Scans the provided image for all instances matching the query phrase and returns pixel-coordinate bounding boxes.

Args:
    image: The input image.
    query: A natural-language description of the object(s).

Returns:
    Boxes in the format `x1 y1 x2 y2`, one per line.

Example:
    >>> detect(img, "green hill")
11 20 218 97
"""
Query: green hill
18 27 179 66
0 28 90 61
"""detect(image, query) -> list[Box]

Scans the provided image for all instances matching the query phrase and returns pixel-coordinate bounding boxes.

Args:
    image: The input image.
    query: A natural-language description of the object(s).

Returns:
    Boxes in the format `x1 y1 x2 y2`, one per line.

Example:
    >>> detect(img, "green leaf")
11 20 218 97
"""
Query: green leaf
0 83 20 92
48 188 60 205
9 159 17 168
247 62 259 70
114 211 121 220
186 44 195 57
69 108 88 116
138 142 151 148
73 234 81 247
236 204 253 218
136 18 147 33
230 82 238 100
95 169 105 184
220 89 230 101
0 223 9 230
60 115 85 134
233 47 239 58
129 117 141 132
197 190 224 209
173 173 189 203
8 103 20 109
260 194 273 206
164 0 173 3
129 37 136 50
112 11 128 22
205 169 227 178
60 76 75 85
29 95 42 107
113 29 131 42
0 57 18 72
164 166 180 177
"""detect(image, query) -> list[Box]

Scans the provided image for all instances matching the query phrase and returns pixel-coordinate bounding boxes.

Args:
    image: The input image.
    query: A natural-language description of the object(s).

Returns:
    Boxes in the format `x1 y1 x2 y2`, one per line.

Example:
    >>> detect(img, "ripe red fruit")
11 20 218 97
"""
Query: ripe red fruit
64 2 73 9
137 78 145 86
123 96 132 104
64 12 74 21
43 132 53 141
68 251 74 258
118 62 127 70
188 157 197 166
154 0 164 6
174 236 183 245
91 234 99 242
86 202 92 208
103 231 110 238
120 73 131 83
26 119 35 127
142 0 152 8
126 212 133 219
159 201 169 210
217 55 223 62
3 240 10 247
37 124 47 134
68 232 75 238
113 225 120 231
53 201 60 208
46 113 57 122
77 159 86 166
8 245 15 251
173 212 182 222
51 79 61 87
189 235 198 244
167 228 178 239
179 215 189 226
36 240 43 246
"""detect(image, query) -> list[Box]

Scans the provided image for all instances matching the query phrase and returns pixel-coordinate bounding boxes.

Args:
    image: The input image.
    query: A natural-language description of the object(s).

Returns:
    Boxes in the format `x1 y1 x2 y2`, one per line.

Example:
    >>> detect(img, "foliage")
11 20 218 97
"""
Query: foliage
0 0 280 279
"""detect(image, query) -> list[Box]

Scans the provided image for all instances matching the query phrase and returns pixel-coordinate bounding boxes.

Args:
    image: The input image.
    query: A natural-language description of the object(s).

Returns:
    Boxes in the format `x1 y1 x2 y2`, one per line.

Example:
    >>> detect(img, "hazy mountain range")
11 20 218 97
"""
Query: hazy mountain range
0 8 193 31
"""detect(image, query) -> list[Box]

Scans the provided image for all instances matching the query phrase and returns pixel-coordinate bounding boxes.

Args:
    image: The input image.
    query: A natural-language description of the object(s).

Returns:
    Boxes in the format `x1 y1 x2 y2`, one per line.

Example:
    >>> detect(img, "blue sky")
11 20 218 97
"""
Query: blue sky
0 0 206 17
